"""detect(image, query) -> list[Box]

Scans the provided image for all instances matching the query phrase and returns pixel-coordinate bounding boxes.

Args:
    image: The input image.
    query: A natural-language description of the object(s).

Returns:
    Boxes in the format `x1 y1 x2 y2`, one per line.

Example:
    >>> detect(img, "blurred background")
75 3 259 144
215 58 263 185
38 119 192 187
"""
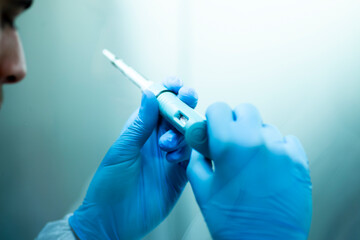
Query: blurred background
0 0 360 239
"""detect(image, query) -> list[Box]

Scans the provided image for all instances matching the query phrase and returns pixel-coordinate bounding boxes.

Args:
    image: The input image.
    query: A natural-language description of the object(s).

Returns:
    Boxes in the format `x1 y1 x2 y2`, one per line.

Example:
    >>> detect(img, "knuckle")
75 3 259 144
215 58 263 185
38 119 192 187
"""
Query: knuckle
248 136 266 152
263 123 278 131
285 135 300 145
265 134 308 166
285 134 307 155
265 140 288 158
236 103 258 114
261 124 284 142
206 102 229 115
234 103 262 123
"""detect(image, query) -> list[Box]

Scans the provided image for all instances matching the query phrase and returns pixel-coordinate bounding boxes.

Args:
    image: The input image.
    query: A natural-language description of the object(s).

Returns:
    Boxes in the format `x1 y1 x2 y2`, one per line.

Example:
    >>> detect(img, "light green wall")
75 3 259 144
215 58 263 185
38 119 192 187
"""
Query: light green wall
1 0 360 239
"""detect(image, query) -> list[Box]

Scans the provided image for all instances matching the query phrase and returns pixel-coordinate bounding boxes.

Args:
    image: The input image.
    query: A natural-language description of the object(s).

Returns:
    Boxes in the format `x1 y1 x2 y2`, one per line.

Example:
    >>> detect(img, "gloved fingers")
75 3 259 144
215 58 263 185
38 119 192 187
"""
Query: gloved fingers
159 129 186 152
206 102 235 159
177 87 198 109
102 90 159 166
284 135 309 168
162 76 183 94
233 103 263 129
186 150 213 204
166 146 192 163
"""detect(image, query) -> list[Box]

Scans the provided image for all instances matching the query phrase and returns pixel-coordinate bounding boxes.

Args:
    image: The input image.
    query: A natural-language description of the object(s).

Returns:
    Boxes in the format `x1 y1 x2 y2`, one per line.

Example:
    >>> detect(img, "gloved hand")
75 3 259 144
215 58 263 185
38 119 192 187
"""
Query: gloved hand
69 77 198 240
187 102 312 240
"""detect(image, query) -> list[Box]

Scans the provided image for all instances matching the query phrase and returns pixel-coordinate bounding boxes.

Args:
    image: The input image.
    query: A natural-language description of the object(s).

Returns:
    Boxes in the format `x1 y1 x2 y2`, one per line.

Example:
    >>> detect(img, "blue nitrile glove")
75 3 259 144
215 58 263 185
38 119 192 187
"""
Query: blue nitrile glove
187 102 312 240
69 77 198 240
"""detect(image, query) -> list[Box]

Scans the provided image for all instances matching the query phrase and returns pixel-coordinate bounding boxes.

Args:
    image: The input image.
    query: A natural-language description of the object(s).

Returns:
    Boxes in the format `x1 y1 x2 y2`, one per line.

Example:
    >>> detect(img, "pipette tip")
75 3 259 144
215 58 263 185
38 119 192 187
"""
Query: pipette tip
102 48 152 90
102 49 116 63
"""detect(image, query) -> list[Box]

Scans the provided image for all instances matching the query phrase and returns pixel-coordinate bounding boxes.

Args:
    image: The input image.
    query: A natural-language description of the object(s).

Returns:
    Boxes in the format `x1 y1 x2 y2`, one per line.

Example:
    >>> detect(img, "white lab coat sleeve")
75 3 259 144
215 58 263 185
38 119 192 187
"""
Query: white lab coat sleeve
36 213 79 240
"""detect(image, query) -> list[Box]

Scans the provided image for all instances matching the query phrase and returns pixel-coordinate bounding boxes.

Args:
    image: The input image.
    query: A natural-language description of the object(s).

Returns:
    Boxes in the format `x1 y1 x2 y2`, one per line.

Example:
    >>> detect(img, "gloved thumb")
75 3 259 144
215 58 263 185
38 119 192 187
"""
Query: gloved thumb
103 90 159 166
187 150 213 205
123 89 159 147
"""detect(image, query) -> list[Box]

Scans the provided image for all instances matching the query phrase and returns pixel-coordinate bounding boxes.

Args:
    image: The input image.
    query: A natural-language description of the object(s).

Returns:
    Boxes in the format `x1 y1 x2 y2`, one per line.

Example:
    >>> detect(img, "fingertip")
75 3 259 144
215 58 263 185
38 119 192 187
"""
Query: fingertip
166 147 191 163
142 89 156 101
159 130 182 151
141 90 157 106
162 76 183 93
166 151 181 162
284 135 309 167
139 90 159 128
178 86 198 99
178 87 199 109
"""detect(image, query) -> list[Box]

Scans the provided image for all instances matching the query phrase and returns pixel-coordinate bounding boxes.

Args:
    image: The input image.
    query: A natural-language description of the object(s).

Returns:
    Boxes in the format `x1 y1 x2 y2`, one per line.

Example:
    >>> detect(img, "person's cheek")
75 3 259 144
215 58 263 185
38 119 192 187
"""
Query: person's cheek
0 29 2 108
0 84 3 108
